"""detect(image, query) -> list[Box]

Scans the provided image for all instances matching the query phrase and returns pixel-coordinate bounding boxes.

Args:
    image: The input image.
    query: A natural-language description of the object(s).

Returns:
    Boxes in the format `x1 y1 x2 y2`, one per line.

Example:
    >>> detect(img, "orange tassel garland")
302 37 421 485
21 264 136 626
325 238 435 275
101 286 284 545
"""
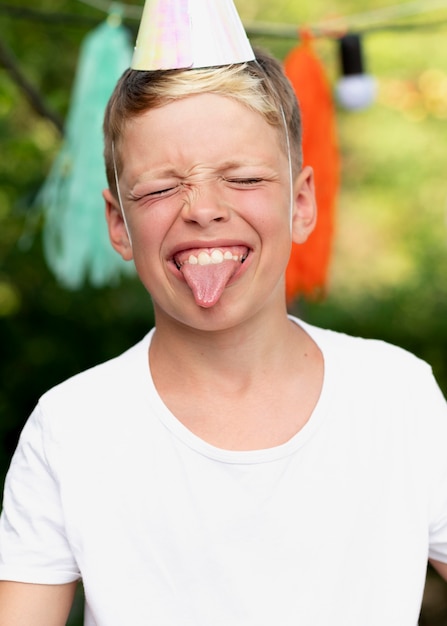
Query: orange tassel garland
283 32 340 301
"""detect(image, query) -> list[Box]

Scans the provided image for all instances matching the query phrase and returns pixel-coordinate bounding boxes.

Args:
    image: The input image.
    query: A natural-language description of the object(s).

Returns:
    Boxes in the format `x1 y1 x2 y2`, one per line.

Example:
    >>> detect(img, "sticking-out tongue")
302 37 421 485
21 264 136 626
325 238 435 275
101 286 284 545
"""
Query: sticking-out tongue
181 260 240 308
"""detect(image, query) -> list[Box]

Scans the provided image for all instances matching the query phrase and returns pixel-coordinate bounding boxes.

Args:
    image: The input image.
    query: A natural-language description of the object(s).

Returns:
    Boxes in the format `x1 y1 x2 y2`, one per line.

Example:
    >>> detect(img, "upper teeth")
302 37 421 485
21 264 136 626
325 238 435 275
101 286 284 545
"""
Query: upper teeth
187 250 241 266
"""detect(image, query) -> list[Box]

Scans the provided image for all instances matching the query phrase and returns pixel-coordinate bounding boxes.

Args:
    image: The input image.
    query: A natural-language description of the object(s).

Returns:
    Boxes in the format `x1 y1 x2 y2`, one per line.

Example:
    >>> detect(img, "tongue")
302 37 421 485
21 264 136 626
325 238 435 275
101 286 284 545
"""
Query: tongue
181 261 239 308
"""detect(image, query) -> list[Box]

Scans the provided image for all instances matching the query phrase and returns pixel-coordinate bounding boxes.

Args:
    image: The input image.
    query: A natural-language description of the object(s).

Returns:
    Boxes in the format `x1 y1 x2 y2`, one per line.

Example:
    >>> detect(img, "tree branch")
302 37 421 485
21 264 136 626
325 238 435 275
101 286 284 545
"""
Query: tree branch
0 37 64 135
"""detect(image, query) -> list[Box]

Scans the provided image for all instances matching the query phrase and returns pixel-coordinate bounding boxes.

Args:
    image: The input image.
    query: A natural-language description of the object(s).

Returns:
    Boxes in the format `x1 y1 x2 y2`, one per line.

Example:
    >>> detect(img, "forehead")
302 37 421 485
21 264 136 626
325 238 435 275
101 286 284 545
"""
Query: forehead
119 93 286 176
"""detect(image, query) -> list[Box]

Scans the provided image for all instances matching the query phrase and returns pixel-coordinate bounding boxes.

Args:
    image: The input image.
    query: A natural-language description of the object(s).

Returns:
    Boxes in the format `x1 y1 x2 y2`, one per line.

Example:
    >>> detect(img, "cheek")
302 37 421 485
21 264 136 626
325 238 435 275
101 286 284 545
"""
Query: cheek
127 206 174 249
243 191 292 235
125 222 160 275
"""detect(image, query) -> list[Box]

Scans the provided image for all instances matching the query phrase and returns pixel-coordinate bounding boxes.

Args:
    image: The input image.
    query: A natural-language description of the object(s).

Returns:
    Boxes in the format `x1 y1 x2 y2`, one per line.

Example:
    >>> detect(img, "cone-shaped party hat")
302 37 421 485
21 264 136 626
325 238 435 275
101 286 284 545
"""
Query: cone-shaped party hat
132 0 255 70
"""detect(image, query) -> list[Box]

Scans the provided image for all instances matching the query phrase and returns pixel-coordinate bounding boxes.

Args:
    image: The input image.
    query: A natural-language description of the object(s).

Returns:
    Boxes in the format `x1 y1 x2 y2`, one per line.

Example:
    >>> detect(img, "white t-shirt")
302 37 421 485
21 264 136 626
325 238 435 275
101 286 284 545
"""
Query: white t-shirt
1 318 446 626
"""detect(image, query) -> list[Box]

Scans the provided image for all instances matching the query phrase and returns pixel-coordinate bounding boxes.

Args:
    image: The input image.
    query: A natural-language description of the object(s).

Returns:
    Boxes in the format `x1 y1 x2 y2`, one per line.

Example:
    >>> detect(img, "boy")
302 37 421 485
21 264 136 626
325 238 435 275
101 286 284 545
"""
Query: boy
1 2 446 624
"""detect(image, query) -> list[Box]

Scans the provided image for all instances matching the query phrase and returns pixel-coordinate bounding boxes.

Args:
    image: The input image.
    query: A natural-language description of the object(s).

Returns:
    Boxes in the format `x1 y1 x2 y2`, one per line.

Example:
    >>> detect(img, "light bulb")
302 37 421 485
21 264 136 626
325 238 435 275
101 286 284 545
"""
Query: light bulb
336 33 375 110
336 74 376 110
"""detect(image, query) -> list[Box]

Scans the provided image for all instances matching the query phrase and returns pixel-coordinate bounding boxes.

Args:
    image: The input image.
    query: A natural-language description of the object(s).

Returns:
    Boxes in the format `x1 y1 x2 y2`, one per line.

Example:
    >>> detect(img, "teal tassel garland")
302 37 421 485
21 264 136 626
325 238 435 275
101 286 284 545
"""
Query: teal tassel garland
37 14 134 289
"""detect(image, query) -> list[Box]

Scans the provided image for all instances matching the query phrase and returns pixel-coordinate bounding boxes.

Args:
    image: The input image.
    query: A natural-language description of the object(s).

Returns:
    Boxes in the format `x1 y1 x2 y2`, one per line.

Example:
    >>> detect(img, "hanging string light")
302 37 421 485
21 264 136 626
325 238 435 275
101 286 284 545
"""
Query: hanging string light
335 33 376 111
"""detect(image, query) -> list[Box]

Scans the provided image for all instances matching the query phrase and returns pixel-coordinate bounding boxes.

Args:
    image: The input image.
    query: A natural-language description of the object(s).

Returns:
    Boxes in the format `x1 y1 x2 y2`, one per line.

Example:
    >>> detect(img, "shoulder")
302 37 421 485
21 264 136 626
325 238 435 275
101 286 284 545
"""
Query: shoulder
296 317 447 447
297 317 432 380
295 317 446 420
37 331 153 434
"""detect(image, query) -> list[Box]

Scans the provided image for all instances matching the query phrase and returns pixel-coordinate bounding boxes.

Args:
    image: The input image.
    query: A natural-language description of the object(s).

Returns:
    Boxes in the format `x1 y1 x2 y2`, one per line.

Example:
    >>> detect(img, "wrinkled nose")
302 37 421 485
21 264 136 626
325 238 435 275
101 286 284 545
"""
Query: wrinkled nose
180 183 230 227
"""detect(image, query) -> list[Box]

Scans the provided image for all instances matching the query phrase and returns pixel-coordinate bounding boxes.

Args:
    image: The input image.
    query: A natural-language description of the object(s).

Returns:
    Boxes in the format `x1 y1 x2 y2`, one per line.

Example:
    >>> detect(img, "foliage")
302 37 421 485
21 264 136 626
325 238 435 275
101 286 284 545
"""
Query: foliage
1 0 447 480
1 2 447 621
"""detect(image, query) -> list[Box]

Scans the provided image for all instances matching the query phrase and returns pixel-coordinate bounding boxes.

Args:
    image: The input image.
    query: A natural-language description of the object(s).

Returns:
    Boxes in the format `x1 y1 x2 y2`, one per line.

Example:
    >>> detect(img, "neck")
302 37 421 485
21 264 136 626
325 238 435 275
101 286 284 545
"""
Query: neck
149 303 304 392
148 302 323 452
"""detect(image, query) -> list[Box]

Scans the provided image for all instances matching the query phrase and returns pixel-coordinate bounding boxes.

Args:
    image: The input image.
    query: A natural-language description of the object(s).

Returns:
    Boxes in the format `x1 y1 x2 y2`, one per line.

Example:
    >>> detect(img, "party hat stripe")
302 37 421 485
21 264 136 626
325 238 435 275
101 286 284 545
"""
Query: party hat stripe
190 0 254 68
131 0 254 71
132 0 193 70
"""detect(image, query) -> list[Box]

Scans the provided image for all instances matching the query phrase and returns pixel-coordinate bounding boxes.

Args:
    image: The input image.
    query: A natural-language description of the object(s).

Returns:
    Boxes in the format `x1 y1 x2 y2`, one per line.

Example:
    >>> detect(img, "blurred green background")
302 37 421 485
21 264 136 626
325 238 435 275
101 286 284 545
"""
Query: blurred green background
1 0 447 623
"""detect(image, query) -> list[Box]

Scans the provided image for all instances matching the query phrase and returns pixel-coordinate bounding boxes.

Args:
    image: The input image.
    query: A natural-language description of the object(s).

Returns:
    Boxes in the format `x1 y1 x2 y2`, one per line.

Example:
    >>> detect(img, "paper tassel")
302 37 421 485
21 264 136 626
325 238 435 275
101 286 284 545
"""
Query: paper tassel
37 15 134 289
284 33 340 301
131 0 254 70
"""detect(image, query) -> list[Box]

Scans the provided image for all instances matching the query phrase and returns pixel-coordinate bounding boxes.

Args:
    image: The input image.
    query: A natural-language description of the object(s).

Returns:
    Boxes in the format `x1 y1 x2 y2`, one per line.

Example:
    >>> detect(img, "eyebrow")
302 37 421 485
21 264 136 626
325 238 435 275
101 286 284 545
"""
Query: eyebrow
133 168 181 183
218 159 272 171
130 159 275 189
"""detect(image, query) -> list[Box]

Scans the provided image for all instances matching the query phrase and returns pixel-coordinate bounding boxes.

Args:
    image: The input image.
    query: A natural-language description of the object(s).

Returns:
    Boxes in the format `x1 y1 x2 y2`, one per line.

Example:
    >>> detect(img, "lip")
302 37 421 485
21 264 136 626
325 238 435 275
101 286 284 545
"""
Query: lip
167 239 254 285
168 239 253 260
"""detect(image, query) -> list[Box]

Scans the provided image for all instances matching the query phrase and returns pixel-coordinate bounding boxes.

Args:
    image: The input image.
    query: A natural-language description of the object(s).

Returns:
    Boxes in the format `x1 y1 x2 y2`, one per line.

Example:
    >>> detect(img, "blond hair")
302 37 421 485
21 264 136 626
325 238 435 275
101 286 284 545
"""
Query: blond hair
103 48 302 196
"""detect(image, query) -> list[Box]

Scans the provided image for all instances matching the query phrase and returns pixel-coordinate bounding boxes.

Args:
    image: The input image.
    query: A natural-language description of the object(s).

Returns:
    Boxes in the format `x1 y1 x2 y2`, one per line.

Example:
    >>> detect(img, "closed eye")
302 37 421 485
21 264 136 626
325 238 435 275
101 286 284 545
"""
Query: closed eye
148 186 179 197
226 178 264 186
129 186 180 202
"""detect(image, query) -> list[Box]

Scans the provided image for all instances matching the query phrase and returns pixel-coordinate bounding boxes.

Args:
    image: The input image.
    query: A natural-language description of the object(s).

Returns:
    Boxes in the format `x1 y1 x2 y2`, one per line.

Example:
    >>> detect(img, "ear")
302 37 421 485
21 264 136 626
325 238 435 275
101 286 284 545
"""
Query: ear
291 165 317 244
103 188 133 261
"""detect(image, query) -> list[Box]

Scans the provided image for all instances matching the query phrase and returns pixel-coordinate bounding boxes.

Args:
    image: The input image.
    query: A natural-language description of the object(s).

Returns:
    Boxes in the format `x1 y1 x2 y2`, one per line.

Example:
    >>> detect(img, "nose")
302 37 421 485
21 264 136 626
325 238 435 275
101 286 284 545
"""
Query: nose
180 182 230 227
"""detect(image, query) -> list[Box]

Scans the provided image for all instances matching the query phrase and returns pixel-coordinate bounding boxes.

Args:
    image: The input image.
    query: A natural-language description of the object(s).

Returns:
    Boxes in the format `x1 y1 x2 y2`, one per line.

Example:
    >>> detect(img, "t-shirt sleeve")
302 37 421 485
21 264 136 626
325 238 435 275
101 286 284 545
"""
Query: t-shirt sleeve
0 405 80 584
428 456 447 563
425 370 447 564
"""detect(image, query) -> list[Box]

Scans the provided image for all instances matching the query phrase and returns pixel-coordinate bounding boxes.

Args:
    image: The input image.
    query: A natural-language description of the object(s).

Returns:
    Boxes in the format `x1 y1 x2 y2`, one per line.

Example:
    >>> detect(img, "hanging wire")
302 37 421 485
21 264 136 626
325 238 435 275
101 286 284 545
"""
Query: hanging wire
313 0 447 34
0 3 99 26
76 0 447 35
244 16 447 39
77 0 142 19
327 0 447 25
1 0 447 38
76 0 447 34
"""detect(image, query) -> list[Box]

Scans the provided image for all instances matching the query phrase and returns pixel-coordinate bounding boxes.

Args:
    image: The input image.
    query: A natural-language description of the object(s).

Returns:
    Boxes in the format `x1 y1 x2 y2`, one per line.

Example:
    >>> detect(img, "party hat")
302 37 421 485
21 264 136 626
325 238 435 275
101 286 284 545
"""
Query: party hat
132 0 255 71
